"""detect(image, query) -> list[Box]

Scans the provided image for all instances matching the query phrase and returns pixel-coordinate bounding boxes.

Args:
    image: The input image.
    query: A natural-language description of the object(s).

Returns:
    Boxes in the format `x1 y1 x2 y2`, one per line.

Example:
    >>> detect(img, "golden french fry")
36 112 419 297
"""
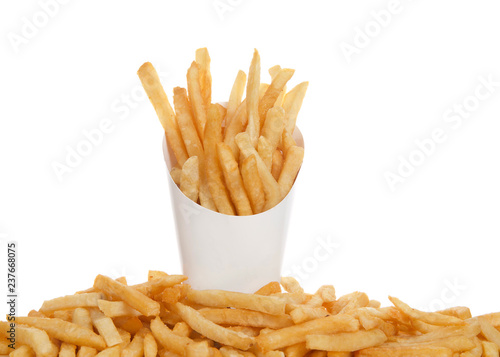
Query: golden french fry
174 303 254 351
187 289 285 316
262 107 285 154
437 306 472 320
254 282 281 296
240 154 266 214
278 145 304 198
282 81 308 135
246 49 261 147
10 345 35 357
204 104 235 215
289 306 329 324
235 132 281 210
269 65 286 107
271 150 284 181
121 333 144 357
150 316 192 356
173 87 204 158
482 341 499 357
59 343 76 357
40 293 103 314
217 142 253 215
144 332 158 357
137 62 188 167
53 310 73 322
89 309 122 347
93 346 120 357
258 136 273 171
281 130 297 158
224 100 247 159
186 61 207 141
226 70 247 128
93 275 160 317
148 271 169 281
258 69 294 128
259 83 270 100
180 156 200 203
280 277 304 294
72 308 97 357
112 316 143 335
389 296 466 327
172 322 192 338
200 308 293 329
284 343 308 357
132 275 187 298
327 352 352 357
356 345 453 357
97 300 140 318
306 329 387 352
479 317 500 348
186 340 211 357
12 317 106 350
170 167 182 186
195 48 212 110
256 314 359 351
0 322 58 357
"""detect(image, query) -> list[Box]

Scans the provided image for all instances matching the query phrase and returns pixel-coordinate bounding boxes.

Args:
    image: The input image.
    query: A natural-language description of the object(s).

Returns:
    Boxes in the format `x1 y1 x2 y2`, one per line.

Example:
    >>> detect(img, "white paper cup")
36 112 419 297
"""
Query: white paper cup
163 129 304 293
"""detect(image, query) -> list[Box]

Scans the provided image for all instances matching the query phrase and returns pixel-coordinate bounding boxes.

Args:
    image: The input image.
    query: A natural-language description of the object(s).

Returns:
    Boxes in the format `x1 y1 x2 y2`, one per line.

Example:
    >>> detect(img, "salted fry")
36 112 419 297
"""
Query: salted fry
121 333 144 357
241 155 266 214
246 49 261 147
255 281 281 296
289 306 329 324
0 322 58 357
94 346 120 357
217 142 253 215
236 132 281 210
12 316 106 350
187 62 207 141
89 309 122 347
59 343 76 357
306 329 387 352
40 293 103 314
174 302 254 351
389 296 466 326
258 136 273 171
11 345 35 357
269 65 286 107
195 48 212 110
170 167 182 185
278 145 304 198
204 104 235 215
200 308 293 329
226 70 247 128
482 341 499 357
256 314 359 351
224 100 247 158
282 81 308 135
281 130 296 158
97 300 140 318
187 289 285 315
284 343 309 357
150 316 192 356
138 62 188 167
144 332 158 357
132 275 187 297
356 345 453 356
93 275 160 317
271 150 283 181
258 69 294 128
180 156 200 203
280 277 304 294
173 87 204 158
262 107 285 154
479 316 500 348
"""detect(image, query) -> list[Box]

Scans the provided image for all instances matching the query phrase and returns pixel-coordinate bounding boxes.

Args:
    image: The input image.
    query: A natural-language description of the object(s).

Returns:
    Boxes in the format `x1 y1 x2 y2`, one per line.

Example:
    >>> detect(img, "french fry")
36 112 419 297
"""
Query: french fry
269 65 286 107
97 300 140 318
93 275 160 317
0 322 58 357
271 150 283 181
356 345 454 356
132 275 187 297
478 317 500 348
89 309 122 347
278 145 304 198
121 333 144 357
186 340 211 357
283 342 309 357
280 277 304 294
235 132 281 210
40 293 103 314
144 332 158 357
180 156 200 203
258 69 294 128
174 303 254 351
200 308 293 329
438 306 472 320
306 329 387 352
150 316 192 356
289 306 329 324
53 310 73 322
195 48 212 110
137 62 188 167
254 282 281 296
240 154 266 214
224 100 247 158
187 289 286 316
226 70 247 128
10 345 35 357
262 107 285 154
327 352 352 357
389 296 466 326
59 343 76 357
12 317 106 350
256 314 359 351
246 49 261 147
282 81 308 135
172 322 192 338
281 130 296 158
93 346 120 357
204 104 235 215
482 341 499 357
258 136 273 171
187 62 207 141
112 316 143 335
217 142 253 215
170 167 182 186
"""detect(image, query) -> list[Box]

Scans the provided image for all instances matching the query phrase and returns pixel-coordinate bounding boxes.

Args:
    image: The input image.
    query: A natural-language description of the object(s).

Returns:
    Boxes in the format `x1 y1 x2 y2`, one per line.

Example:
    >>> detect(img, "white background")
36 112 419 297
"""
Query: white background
1 0 499 317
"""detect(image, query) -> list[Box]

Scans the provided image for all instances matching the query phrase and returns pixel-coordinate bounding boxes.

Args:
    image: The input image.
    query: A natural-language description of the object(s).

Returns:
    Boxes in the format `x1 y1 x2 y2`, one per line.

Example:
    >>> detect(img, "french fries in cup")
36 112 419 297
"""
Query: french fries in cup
138 49 306 292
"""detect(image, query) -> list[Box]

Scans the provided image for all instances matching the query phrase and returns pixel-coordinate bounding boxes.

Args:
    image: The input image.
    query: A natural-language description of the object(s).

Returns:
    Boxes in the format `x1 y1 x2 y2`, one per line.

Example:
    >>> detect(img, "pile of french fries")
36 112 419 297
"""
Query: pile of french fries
3 271 500 357
138 48 306 215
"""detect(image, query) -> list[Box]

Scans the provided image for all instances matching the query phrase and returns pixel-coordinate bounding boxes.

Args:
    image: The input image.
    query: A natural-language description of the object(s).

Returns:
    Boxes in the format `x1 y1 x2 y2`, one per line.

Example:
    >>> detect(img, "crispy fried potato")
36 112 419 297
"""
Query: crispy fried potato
97 300 140 318
195 48 212 110
200 308 292 329
254 282 281 296
144 332 158 357
307 329 387 352
226 70 247 128
258 69 294 128
40 293 103 314
246 49 261 147
282 81 308 135
180 156 200 203
271 149 284 181
10 345 35 357
89 309 122 347
278 145 304 198
240 154 266 214
150 316 192 356
186 62 207 141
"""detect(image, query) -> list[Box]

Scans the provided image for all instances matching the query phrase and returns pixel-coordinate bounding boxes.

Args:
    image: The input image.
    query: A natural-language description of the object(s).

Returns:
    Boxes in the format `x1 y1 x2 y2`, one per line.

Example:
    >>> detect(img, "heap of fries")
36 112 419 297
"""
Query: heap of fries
4 272 500 357
138 48 306 215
